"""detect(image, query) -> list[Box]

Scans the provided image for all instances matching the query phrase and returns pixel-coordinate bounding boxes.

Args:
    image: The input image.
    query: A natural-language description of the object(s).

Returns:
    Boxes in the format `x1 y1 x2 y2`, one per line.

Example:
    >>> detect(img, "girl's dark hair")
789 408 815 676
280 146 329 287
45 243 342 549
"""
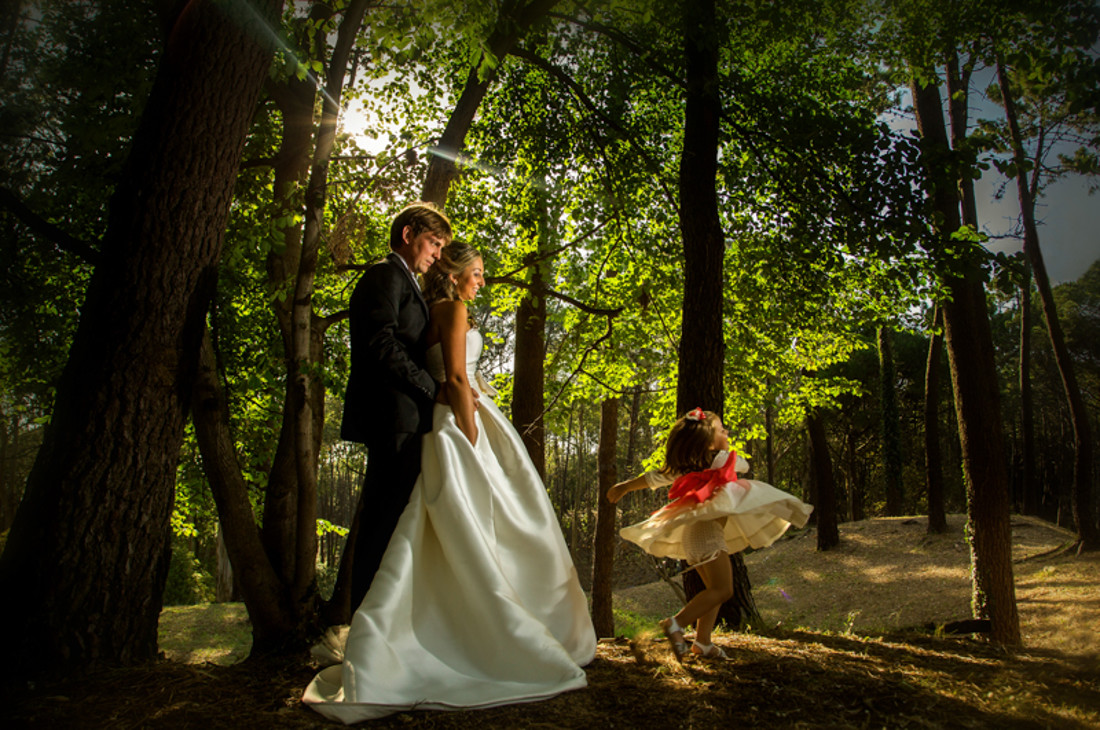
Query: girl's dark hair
422 240 482 308
662 410 719 475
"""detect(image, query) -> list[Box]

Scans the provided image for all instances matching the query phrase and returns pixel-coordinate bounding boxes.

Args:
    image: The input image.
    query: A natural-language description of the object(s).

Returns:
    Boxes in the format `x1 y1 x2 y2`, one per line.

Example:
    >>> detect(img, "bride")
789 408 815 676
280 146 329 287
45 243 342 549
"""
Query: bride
303 242 596 723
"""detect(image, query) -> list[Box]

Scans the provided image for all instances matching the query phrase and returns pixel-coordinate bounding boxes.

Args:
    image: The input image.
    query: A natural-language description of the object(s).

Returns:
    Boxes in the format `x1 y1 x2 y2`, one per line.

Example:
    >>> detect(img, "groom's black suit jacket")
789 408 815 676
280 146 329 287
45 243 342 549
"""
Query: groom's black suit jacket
341 253 438 445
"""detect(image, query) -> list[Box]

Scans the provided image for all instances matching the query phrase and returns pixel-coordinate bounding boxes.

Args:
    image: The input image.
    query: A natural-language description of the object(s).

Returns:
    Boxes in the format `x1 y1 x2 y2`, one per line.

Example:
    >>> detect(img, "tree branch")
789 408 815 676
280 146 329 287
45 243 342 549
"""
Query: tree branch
485 273 622 317
0 187 101 264
539 312 616 424
578 367 671 396
493 217 611 280
239 156 276 169
317 308 349 332
508 46 681 217
546 11 685 91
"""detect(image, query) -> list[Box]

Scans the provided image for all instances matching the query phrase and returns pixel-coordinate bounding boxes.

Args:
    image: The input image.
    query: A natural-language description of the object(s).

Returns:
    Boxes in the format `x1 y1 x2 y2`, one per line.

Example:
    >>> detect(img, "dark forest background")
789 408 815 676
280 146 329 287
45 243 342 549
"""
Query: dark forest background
0 0 1097 677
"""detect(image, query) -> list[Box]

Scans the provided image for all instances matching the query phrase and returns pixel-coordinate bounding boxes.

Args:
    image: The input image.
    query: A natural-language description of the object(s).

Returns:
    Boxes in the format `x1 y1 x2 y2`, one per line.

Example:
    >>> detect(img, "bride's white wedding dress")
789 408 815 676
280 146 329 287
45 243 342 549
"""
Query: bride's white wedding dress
303 329 596 724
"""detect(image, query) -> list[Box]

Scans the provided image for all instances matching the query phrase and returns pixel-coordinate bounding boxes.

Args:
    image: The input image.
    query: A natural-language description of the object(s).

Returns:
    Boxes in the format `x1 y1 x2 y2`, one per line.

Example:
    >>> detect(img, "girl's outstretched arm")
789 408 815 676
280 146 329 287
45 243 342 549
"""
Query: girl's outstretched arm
607 475 651 504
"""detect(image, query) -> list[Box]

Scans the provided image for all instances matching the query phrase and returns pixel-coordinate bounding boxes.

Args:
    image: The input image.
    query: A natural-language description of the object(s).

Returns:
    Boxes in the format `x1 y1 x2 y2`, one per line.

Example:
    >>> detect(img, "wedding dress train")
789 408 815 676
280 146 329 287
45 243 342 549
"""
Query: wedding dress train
303 329 595 723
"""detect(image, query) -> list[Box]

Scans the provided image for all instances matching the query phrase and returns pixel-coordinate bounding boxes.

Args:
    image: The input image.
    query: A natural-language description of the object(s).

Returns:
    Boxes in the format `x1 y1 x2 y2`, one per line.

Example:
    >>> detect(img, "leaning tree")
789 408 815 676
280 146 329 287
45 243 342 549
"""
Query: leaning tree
0 0 284 677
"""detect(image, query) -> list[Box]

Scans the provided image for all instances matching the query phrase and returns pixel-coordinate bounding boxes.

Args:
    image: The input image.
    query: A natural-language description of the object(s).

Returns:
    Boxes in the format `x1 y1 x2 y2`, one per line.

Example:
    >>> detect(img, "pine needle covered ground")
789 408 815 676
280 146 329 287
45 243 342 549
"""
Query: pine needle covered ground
5 515 1098 729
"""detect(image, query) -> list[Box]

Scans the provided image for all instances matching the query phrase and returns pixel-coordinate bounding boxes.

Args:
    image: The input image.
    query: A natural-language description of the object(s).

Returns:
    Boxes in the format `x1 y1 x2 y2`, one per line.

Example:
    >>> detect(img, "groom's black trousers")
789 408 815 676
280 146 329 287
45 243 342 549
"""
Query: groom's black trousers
350 431 424 609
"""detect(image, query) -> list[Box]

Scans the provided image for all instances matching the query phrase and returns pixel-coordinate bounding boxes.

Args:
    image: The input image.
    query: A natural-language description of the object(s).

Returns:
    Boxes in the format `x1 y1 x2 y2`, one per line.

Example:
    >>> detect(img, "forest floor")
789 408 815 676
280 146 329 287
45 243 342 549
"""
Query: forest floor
5 514 1099 729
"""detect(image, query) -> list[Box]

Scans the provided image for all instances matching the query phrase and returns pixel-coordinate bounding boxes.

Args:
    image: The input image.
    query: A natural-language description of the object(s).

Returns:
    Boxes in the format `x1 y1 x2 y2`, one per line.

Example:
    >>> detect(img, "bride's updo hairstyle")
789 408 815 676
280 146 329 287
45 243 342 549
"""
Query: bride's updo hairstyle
422 240 483 307
663 409 720 475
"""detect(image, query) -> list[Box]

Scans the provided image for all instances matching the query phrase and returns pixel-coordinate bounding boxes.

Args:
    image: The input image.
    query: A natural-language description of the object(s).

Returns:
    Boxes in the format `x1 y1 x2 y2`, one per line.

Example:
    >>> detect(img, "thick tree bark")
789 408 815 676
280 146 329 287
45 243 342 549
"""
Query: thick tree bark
807 410 840 550
911 74 1020 644
215 526 239 603
925 306 948 534
591 398 619 638
878 327 904 515
997 57 1096 550
420 0 559 206
0 0 282 677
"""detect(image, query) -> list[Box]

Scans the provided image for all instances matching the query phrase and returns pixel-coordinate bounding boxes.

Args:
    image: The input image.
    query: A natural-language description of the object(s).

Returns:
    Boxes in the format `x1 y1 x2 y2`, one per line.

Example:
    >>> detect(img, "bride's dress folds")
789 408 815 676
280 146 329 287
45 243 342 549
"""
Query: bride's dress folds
304 329 595 724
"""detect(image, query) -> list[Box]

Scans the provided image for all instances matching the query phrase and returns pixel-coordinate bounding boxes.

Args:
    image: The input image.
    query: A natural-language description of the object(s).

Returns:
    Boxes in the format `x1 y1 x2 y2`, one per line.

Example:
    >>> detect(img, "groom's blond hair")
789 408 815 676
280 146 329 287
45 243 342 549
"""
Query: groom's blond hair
389 201 452 250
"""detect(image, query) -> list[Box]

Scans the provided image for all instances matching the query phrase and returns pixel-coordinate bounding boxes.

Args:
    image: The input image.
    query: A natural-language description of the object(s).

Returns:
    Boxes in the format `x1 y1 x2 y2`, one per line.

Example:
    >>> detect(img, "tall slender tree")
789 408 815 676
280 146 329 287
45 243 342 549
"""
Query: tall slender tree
878 327 904 515
911 73 1020 644
924 307 949 533
591 397 619 638
994 52 1097 550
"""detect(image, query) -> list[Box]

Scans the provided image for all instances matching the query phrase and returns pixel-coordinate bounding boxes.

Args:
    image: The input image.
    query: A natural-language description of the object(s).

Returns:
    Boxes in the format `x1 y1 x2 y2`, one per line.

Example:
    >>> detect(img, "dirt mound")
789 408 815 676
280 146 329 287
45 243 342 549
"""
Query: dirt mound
616 514 1100 657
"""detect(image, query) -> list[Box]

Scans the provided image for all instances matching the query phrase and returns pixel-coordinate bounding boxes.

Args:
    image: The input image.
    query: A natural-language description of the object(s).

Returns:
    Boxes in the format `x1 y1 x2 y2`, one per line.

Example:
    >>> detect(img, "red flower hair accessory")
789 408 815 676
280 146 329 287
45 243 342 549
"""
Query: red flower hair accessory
685 407 705 422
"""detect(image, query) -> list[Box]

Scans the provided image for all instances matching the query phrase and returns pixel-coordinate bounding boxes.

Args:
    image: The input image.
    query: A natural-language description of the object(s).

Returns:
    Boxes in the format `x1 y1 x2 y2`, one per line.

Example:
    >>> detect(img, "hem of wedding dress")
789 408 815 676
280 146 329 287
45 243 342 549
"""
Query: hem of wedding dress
303 678 589 724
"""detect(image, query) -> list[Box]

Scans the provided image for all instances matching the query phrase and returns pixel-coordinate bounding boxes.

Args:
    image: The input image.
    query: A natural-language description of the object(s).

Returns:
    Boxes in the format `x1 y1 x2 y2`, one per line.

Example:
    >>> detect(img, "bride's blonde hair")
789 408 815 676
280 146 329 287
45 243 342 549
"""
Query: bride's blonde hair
422 240 482 307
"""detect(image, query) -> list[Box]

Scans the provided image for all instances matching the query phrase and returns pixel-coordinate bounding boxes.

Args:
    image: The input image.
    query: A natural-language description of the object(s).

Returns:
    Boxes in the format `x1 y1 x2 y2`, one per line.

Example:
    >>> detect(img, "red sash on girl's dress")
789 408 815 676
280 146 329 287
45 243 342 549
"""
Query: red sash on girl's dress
654 451 738 517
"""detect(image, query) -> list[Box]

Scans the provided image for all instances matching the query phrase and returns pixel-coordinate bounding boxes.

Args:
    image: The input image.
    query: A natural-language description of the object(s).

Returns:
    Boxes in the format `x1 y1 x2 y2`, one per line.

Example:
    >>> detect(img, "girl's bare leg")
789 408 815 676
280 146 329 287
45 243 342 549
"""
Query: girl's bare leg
694 604 722 647
673 552 733 645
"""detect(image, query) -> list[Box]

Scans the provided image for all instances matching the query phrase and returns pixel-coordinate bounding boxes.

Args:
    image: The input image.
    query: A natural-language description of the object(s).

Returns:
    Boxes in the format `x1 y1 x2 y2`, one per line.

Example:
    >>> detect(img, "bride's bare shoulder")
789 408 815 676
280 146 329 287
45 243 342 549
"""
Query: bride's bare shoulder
430 300 468 327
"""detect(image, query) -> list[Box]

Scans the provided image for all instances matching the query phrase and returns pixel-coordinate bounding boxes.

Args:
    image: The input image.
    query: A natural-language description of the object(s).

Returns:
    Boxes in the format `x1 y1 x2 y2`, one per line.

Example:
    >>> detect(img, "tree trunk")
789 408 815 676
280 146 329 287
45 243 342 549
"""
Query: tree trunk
215 524 239 603
675 0 761 630
878 327 904 515
569 402 584 556
996 57 1097 550
192 331 300 652
0 0 282 677
807 409 840 550
1018 269 1038 515
676 0 724 416
420 0 559 206
512 167 550 479
287 0 370 607
513 238 549 477
683 554 762 629
911 73 1020 645
764 387 776 483
846 430 865 522
0 0 22 78
0 408 13 533
591 398 619 638
925 307 948 534
260 1 333 590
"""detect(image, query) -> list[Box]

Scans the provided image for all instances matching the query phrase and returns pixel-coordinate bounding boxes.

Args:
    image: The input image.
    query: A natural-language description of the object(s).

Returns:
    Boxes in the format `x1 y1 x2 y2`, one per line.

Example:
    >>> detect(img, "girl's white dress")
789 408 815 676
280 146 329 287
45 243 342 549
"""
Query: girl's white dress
620 451 813 565
303 329 596 724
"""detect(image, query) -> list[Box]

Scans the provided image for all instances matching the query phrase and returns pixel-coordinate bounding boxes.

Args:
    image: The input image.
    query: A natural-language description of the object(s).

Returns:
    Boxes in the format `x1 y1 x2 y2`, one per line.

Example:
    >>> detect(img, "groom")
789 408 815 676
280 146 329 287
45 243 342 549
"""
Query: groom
342 201 452 607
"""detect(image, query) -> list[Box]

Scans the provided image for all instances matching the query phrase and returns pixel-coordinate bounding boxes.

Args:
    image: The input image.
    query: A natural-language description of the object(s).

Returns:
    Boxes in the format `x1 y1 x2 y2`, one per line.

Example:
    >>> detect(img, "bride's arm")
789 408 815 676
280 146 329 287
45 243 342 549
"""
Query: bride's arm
436 300 478 445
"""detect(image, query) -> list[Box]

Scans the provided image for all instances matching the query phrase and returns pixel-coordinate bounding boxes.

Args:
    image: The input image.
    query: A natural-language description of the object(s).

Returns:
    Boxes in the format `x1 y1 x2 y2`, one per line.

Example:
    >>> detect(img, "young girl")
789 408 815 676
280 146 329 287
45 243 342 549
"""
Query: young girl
608 408 812 661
